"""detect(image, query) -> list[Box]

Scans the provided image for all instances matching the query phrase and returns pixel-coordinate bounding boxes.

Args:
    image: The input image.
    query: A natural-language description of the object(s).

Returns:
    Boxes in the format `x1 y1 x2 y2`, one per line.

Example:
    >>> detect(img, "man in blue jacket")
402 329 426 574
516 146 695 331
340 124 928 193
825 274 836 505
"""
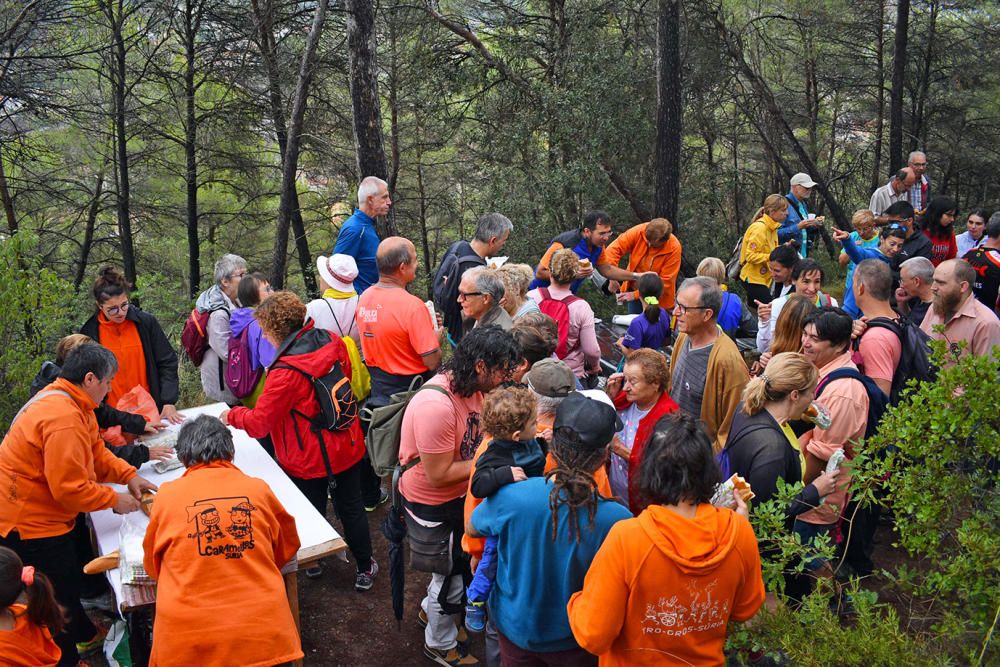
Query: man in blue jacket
333 176 392 295
779 173 825 257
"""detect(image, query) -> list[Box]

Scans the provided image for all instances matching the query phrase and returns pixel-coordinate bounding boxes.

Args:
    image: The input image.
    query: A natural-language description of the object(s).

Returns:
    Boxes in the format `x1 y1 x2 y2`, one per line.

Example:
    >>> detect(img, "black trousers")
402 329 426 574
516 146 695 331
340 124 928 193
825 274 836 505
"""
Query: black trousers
742 280 774 309
291 460 373 573
0 529 97 665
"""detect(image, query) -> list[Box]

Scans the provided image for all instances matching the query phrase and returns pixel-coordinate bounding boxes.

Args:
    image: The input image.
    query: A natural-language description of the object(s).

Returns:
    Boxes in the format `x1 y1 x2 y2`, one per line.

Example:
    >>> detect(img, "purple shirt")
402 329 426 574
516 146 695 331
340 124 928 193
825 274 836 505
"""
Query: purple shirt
622 309 671 350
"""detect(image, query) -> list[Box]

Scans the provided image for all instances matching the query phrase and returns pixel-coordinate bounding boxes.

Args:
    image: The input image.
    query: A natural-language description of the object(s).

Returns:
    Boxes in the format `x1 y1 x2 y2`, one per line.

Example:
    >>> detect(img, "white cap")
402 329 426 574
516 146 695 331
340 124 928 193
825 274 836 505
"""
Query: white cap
577 389 616 410
316 254 359 291
790 173 817 188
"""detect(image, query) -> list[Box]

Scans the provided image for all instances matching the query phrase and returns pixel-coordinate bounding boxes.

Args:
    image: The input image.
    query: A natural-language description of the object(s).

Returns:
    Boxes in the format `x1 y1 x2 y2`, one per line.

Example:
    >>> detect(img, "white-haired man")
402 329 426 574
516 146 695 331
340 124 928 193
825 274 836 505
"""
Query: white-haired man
907 151 930 213
333 176 392 295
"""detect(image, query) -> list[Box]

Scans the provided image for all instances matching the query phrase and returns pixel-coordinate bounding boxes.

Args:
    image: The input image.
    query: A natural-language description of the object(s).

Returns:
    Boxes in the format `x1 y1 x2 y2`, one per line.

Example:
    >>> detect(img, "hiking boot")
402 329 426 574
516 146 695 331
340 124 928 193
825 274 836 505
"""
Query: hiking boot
76 627 108 655
304 562 324 579
418 608 469 644
464 600 486 633
365 487 390 512
423 643 479 666
355 558 379 591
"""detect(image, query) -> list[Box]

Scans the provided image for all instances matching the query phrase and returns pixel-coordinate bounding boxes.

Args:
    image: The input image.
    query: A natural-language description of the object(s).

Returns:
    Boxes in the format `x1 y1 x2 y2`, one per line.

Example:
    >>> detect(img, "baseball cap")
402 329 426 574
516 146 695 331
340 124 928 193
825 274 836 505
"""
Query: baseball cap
316 254 359 291
526 358 575 398
790 173 817 188
553 391 623 450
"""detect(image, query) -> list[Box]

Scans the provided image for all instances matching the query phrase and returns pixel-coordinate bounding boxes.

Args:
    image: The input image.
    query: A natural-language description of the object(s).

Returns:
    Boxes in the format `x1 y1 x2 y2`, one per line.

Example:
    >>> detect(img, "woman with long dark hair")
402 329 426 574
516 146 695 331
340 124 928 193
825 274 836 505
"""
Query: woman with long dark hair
80 266 182 423
922 196 959 266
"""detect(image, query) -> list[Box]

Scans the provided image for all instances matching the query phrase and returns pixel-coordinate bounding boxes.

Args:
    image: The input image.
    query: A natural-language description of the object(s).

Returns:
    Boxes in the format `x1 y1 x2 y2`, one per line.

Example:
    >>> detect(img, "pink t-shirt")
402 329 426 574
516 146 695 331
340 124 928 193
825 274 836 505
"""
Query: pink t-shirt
398 373 483 505
527 285 601 377
857 325 902 386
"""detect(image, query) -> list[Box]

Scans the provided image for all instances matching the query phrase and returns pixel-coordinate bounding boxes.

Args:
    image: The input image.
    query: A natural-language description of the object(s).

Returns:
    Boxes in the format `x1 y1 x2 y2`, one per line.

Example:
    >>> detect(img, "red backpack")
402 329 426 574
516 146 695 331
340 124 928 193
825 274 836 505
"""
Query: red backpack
537 288 582 359
180 307 228 366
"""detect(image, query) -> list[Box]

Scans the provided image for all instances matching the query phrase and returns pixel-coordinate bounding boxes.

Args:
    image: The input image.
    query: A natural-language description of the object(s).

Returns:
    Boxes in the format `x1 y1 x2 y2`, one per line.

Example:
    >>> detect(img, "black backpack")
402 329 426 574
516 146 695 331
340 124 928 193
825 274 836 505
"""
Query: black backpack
816 367 889 442
432 240 483 311
861 317 937 405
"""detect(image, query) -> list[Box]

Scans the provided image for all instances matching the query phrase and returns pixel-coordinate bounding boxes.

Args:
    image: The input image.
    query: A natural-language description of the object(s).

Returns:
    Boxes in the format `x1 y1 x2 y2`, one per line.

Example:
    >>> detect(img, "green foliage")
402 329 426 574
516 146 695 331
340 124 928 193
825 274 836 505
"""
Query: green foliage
0 234 87 429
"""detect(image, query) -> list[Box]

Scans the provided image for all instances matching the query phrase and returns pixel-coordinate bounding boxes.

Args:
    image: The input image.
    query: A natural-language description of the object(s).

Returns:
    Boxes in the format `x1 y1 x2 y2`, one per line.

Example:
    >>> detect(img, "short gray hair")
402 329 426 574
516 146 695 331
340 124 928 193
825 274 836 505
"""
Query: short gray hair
680 276 722 321
60 343 118 384
900 256 934 284
357 176 387 208
536 394 565 416
214 254 248 284
473 213 513 243
472 267 506 304
176 415 235 467
908 150 926 163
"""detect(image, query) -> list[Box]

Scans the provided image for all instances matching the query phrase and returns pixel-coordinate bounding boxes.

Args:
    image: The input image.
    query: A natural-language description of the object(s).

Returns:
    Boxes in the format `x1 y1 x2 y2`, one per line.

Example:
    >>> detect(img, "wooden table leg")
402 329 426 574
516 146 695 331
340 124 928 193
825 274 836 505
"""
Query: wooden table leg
285 571 302 667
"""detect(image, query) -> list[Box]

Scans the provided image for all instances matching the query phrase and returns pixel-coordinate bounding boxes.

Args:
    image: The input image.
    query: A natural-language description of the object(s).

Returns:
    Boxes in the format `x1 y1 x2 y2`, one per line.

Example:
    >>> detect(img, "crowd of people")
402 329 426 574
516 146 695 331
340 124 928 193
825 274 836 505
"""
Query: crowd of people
0 167 998 667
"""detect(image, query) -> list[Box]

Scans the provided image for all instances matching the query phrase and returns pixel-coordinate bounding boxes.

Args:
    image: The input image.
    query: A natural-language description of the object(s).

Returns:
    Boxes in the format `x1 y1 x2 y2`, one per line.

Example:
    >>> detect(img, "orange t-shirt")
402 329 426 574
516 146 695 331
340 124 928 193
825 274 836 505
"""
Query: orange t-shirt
143 460 302 667
0 604 61 667
97 312 148 407
357 285 440 376
462 412 613 560
567 504 765 666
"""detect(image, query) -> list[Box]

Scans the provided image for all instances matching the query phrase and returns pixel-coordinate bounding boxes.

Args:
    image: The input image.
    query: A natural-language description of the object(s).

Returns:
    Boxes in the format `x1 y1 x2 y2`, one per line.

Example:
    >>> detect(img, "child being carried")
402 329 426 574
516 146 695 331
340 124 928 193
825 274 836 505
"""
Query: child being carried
465 384 547 633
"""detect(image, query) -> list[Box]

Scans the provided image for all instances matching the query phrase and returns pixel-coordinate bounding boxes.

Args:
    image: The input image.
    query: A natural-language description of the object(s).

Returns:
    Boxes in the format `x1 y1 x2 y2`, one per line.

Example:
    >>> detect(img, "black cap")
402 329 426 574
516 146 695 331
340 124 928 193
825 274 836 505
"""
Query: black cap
553 391 624 450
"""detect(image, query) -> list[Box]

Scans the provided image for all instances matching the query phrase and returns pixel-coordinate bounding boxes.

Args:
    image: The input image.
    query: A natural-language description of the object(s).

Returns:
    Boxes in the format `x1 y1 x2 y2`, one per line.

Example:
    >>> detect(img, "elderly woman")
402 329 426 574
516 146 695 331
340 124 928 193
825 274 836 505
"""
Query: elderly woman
604 348 678 512
498 263 541 321
221 291 376 588
568 413 765 666
195 253 249 404
143 415 302 666
528 249 601 380
458 267 513 331
80 266 182 423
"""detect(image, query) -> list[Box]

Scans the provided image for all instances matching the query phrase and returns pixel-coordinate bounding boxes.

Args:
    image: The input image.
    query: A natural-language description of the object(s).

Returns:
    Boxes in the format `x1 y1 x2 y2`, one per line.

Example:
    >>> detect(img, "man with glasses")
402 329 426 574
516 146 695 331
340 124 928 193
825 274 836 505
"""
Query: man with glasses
870 167 916 218
666 277 748 451
779 173 825 257
907 151 931 214
458 267 512 332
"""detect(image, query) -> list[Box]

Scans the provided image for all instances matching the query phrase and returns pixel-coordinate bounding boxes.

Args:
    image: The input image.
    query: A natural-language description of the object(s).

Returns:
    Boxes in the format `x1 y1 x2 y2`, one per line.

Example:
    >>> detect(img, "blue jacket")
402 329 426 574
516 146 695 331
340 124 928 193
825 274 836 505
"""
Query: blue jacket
840 239 889 318
529 229 605 293
778 192 809 245
333 209 380 294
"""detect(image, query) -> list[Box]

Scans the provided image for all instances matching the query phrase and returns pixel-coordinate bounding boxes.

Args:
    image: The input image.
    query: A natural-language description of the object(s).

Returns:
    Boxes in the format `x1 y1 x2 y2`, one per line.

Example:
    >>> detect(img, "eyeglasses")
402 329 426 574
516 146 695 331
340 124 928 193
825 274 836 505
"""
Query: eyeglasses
457 291 485 300
230 271 247 281
674 301 709 314
103 301 130 316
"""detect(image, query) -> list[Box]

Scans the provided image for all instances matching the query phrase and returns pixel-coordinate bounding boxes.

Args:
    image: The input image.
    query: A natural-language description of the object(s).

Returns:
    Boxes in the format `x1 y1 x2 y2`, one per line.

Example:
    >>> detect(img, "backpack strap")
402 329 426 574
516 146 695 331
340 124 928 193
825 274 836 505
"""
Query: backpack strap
273 361 343 483
9 390 73 431
322 298 347 338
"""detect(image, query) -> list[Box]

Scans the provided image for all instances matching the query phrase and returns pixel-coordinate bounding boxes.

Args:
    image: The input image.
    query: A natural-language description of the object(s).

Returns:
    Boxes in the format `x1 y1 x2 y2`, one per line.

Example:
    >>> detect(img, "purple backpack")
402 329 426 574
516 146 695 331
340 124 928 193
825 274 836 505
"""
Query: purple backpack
224 327 263 399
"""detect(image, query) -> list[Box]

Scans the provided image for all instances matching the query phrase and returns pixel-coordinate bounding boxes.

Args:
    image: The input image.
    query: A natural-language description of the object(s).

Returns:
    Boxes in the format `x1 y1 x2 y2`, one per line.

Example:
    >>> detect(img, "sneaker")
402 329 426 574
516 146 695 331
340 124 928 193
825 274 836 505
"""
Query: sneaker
355 558 379 591
465 600 486 633
76 627 108 655
304 562 324 579
417 607 429 628
423 643 479 666
365 487 390 512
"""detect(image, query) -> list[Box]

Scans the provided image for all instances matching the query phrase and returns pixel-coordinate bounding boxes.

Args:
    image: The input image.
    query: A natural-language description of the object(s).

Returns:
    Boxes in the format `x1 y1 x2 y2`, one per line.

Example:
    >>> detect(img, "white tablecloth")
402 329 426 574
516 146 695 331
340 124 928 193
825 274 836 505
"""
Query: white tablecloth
89 402 342 611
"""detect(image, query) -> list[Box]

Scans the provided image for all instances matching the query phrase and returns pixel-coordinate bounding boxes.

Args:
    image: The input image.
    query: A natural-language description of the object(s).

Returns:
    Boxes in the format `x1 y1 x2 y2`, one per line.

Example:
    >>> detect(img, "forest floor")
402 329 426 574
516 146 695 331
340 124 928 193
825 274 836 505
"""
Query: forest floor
84 504 909 666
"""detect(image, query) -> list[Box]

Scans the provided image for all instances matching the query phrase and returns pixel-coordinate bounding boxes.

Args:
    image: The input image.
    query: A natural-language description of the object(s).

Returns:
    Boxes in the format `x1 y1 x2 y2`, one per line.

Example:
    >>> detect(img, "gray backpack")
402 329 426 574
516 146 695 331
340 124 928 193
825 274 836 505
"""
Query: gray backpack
362 380 449 478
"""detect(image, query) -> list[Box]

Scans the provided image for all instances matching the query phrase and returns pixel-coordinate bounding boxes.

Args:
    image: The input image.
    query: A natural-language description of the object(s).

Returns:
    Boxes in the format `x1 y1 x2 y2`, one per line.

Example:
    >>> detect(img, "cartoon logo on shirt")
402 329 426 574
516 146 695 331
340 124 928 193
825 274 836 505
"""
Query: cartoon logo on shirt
186 496 256 558
459 413 482 460
641 580 730 636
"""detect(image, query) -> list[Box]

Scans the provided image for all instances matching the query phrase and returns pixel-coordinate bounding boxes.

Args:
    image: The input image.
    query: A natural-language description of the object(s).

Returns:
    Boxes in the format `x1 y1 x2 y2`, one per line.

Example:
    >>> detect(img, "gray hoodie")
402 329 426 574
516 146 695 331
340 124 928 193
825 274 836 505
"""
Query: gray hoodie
196 284 237 404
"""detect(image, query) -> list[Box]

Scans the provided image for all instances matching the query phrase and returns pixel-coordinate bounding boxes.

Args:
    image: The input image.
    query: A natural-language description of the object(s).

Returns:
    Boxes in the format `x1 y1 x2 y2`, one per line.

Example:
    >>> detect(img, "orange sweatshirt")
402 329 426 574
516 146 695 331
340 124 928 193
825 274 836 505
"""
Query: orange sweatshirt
98 312 148 408
567 504 765 667
0 604 61 667
143 460 302 667
0 378 137 539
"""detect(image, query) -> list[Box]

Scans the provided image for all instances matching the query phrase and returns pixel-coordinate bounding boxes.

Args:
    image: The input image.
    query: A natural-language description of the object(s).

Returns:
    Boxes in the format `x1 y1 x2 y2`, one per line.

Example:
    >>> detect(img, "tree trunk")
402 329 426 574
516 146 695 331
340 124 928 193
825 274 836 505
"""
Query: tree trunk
654 0 681 226
910 0 938 152
871 0 885 192
889 0 910 173
107 1 137 285
0 142 16 235
346 0 394 238
183 0 200 299
264 0 327 291
75 167 106 291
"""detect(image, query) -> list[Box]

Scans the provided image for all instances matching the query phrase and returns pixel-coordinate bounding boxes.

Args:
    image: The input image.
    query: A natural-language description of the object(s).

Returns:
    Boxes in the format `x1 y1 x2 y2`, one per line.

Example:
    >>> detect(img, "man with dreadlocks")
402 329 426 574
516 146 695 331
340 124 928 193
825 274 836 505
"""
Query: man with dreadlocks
469 390 631 666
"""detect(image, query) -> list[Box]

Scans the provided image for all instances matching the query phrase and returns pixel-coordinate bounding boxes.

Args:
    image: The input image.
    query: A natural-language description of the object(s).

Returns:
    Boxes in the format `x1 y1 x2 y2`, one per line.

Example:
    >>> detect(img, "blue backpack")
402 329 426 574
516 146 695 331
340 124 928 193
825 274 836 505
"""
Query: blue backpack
815 367 889 442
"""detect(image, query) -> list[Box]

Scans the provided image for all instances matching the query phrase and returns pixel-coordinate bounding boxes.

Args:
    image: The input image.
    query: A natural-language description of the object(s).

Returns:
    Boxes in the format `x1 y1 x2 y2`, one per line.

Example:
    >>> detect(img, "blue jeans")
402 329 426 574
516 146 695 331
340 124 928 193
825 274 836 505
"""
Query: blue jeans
468 536 498 603
793 520 835 572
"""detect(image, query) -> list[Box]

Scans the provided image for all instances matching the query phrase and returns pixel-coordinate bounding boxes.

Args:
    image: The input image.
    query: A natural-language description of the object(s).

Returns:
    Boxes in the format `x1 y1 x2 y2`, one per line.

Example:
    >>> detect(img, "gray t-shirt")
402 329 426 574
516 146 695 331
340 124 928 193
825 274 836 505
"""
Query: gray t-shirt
670 338 713 418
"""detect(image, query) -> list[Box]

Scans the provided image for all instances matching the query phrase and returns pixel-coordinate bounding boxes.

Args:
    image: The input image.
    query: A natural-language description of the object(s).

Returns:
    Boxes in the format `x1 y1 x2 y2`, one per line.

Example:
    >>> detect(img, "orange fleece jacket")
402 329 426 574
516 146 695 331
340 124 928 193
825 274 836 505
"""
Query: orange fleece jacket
600 223 683 309
567 504 765 667
143 460 302 667
0 378 136 539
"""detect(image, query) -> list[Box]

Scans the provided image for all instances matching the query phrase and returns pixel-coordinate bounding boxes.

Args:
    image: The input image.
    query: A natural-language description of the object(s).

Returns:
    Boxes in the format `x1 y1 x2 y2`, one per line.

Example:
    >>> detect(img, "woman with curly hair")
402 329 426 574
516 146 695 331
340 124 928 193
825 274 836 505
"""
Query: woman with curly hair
470 390 631 666
568 413 765 666
221 291 374 588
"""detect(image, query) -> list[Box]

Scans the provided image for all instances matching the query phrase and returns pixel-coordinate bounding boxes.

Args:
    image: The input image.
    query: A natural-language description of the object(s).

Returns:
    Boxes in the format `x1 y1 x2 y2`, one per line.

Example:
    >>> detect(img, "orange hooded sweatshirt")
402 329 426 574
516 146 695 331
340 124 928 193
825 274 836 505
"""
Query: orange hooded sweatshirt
567 504 765 667
143 460 302 667
0 603 61 667
0 378 137 539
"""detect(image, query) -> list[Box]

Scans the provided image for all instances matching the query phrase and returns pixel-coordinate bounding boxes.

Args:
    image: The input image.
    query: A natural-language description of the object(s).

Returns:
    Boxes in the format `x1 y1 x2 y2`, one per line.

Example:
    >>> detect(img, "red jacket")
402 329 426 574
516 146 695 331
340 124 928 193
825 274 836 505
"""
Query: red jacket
228 324 364 479
612 390 679 515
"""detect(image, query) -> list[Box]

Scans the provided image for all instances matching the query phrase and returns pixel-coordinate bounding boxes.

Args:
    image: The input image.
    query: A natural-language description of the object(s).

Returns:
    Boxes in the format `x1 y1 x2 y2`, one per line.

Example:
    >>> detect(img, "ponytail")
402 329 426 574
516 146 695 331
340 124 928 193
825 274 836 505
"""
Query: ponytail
740 352 818 416
741 375 773 415
24 571 65 635
751 194 789 226
636 273 664 325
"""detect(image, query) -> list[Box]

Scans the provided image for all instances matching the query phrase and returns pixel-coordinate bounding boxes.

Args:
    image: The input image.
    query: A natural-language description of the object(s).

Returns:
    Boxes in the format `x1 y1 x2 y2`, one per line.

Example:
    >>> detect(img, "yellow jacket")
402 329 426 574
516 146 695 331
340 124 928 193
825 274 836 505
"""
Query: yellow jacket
738 215 781 286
